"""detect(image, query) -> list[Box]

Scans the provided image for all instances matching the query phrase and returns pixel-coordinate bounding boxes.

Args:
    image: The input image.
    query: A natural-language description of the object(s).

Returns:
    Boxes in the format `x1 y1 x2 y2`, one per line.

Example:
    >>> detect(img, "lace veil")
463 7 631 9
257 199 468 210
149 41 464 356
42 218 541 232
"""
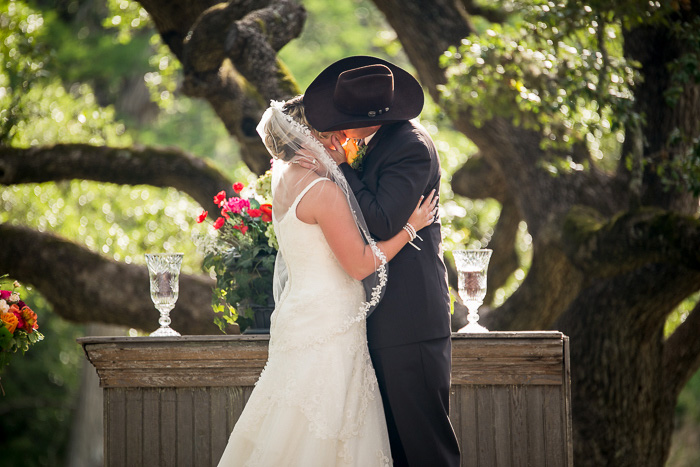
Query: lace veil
256 100 387 318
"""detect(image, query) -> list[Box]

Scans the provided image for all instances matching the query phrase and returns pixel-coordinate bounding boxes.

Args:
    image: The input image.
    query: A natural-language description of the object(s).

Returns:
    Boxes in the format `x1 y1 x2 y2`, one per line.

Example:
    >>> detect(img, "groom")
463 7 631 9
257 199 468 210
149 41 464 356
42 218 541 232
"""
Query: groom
304 56 461 466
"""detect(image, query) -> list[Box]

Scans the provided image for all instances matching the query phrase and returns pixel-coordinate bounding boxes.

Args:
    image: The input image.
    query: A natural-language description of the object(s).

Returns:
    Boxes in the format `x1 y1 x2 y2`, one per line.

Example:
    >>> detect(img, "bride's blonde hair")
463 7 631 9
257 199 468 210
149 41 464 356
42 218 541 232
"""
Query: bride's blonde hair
263 95 332 161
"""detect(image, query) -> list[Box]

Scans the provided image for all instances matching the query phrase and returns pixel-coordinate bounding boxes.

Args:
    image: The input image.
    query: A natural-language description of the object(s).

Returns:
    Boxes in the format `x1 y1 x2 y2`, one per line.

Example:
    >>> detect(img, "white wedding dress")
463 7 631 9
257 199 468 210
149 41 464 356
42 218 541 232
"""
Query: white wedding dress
217 178 392 467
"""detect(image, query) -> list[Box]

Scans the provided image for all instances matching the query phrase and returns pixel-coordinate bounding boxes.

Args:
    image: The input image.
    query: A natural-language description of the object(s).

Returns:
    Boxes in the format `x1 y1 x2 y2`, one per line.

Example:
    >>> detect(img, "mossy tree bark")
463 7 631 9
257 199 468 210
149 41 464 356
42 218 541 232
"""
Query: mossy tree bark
1 1 699 465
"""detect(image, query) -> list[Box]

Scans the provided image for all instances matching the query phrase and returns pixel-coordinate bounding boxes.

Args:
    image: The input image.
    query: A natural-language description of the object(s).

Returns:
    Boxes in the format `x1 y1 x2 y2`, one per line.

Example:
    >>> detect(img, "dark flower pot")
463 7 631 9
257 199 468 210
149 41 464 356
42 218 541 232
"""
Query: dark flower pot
242 305 274 335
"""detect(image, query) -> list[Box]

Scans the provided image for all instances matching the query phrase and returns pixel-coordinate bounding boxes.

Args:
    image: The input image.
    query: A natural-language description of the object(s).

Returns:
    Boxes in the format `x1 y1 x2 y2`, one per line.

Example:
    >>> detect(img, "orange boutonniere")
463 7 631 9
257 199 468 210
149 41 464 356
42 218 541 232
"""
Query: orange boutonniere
342 138 367 170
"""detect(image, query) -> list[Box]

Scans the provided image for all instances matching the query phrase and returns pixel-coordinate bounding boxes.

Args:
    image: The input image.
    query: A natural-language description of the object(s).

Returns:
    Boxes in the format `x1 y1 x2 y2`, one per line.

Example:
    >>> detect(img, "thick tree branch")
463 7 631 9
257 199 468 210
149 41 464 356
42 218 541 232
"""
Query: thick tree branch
137 0 306 175
0 143 233 215
562 206 700 277
183 0 304 101
458 0 508 23
451 153 509 203
665 299 700 397
449 154 521 303
0 224 232 335
481 237 584 330
372 0 472 92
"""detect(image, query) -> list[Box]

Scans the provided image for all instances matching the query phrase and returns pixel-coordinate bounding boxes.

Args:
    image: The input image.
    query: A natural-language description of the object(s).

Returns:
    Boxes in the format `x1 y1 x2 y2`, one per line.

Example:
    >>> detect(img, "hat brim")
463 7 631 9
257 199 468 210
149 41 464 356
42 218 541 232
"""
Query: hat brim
303 56 424 132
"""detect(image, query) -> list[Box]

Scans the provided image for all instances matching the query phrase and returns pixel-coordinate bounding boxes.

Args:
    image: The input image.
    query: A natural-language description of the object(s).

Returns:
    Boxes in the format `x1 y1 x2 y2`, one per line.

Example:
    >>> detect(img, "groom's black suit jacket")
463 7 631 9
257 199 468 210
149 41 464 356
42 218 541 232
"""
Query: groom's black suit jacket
341 120 452 349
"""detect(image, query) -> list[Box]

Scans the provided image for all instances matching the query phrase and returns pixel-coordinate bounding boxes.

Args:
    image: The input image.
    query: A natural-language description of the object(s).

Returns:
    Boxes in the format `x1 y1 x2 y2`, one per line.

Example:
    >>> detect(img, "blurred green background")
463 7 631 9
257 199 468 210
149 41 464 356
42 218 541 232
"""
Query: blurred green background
0 0 697 465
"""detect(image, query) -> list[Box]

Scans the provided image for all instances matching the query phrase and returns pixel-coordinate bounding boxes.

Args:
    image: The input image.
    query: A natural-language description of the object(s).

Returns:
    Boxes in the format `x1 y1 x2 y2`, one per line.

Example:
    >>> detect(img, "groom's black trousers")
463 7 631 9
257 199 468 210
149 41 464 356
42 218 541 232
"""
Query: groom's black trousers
369 336 461 467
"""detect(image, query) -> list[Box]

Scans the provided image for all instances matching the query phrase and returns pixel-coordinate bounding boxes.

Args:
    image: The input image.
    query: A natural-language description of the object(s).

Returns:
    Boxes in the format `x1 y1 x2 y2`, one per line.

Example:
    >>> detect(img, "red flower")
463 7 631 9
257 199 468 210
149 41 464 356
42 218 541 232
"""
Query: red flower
197 210 208 223
213 191 227 207
248 208 262 218
233 223 249 234
260 204 273 222
213 217 226 229
232 182 244 193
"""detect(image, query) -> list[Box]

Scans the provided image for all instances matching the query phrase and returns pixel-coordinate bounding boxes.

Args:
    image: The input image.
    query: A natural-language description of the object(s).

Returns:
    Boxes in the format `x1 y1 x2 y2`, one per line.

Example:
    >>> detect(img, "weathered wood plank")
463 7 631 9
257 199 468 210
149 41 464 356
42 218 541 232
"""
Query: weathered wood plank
194 389 211 466
159 390 177 466
510 385 527 467
526 387 546 467
142 390 160 466
125 389 143 466
210 388 230 463
492 385 512 466
449 387 463 457
543 385 566 466
176 389 194 467
563 336 574 463
104 389 126 467
458 385 478 465
477 386 497 465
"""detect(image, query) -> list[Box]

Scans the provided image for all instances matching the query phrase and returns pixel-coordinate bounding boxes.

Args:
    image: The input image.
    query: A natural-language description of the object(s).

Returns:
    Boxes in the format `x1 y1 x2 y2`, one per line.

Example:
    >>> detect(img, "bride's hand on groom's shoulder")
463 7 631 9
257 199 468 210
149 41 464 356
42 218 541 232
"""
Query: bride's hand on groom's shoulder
408 189 439 231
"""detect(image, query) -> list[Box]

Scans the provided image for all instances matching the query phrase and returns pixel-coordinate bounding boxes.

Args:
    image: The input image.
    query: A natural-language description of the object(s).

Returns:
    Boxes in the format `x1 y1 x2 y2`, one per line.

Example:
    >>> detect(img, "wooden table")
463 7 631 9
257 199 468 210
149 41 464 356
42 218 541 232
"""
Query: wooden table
79 332 572 466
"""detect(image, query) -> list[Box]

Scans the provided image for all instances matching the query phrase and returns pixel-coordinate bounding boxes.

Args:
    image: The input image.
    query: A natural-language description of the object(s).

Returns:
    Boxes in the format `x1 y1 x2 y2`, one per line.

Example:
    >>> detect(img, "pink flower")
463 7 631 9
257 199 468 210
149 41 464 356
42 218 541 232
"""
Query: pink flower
224 197 250 214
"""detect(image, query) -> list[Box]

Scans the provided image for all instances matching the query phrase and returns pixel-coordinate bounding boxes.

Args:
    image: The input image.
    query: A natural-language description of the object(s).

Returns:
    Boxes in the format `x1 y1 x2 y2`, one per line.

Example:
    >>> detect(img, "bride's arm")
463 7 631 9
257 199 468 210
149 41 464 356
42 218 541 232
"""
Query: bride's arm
297 181 437 280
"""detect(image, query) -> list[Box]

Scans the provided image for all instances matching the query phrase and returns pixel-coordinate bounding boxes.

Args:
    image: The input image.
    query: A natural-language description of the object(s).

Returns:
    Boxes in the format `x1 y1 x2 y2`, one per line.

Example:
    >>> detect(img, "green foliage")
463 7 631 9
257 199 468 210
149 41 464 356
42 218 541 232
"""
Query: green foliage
0 0 54 143
204 242 277 333
657 17 700 196
439 1 641 153
663 17 700 108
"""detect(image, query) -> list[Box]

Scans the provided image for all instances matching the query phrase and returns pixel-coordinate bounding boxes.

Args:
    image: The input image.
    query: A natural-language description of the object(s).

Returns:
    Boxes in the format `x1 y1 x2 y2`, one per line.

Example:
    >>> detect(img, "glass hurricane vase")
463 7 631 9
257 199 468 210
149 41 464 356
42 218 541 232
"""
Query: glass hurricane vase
453 249 492 333
145 253 183 337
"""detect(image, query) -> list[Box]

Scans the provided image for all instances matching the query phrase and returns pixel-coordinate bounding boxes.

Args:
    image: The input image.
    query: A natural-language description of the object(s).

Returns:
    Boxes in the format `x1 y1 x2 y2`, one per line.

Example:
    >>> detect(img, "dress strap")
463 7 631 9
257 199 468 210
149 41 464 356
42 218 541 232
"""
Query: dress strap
290 177 330 210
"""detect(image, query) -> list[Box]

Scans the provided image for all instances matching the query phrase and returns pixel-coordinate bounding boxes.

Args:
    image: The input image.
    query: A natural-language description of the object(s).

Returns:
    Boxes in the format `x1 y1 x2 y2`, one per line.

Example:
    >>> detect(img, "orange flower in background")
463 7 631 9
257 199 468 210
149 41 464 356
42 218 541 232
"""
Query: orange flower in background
260 204 273 222
1 281 44 370
248 208 262 218
1 311 18 334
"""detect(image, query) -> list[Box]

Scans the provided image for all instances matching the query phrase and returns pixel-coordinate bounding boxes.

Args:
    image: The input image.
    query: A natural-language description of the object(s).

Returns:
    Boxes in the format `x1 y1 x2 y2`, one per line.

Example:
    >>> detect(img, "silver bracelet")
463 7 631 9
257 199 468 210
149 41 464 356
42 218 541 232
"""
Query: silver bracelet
402 224 416 241
406 222 423 242
403 223 421 250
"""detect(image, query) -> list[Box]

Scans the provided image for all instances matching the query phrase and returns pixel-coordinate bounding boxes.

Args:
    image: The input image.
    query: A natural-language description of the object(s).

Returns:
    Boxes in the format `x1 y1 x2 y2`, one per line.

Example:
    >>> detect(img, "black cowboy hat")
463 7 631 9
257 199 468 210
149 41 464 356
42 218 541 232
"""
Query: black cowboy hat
303 56 424 132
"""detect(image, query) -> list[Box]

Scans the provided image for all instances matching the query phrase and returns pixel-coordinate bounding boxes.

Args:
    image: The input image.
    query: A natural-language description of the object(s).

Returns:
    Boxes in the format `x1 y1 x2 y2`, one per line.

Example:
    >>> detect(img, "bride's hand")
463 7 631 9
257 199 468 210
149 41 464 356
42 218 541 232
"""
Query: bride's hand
291 150 328 176
327 135 347 166
407 189 439 231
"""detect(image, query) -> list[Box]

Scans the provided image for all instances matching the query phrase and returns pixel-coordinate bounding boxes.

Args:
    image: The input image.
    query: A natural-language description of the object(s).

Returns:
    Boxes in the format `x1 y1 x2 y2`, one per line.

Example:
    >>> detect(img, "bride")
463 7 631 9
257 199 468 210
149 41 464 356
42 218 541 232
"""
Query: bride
216 97 437 467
